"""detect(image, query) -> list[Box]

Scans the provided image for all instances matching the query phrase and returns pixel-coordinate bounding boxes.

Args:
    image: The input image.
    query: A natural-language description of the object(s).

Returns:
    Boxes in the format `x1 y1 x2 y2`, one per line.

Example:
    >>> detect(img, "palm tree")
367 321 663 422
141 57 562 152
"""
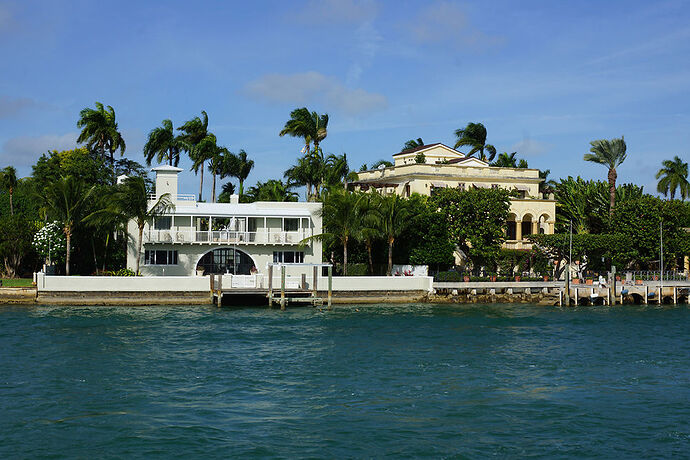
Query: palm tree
403 138 424 151
491 152 518 167
177 110 209 201
354 192 380 275
189 132 217 202
76 102 126 168
374 193 411 275
207 144 230 203
656 156 689 200
217 181 236 203
454 122 496 162
41 176 97 275
225 149 254 200
244 180 298 202
279 107 329 154
112 176 174 275
323 153 351 188
583 136 627 215
309 189 364 275
284 151 326 201
143 119 183 166
0 166 18 215
371 159 393 169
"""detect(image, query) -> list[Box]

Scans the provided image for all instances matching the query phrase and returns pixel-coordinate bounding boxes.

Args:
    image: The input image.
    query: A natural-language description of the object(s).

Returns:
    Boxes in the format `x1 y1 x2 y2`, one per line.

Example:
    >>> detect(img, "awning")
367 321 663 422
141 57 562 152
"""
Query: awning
514 185 530 191
430 182 447 188
472 183 491 189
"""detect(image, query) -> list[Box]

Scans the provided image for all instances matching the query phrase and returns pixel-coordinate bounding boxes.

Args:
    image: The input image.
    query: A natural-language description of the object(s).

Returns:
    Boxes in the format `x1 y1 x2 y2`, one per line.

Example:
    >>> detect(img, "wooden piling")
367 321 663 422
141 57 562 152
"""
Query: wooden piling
327 265 332 310
644 285 648 304
267 265 273 307
280 264 286 311
312 266 318 299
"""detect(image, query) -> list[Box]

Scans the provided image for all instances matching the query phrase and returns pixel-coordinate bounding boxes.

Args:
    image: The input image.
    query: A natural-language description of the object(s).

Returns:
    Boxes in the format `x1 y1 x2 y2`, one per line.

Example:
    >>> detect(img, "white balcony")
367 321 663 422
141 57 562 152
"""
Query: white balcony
143 229 313 245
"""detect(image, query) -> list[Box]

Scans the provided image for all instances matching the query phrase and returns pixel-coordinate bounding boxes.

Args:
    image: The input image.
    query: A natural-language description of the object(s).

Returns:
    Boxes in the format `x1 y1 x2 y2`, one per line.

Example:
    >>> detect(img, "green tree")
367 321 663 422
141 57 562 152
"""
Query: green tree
0 166 18 215
41 176 98 275
403 138 424 151
144 119 183 167
177 110 209 201
491 152 528 168
245 180 298 202
284 151 325 201
374 193 412 275
454 122 496 162
310 189 364 275
584 136 627 215
407 199 455 269
76 102 126 170
279 107 329 154
0 215 37 278
414 152 426 164
217 182 236 203
371 159 393 169
656 155 689 200
431 187 511 268
111 176 174 275
206 142 231 203
225 149 254 200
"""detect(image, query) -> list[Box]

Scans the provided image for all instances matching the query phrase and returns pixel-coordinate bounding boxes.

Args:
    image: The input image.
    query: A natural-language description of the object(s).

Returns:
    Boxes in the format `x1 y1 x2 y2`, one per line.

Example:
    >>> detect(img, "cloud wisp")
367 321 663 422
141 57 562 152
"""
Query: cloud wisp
245 71 387 116
0 95 39 119
1 132 78 171
410 1 498 48
510 137 551 157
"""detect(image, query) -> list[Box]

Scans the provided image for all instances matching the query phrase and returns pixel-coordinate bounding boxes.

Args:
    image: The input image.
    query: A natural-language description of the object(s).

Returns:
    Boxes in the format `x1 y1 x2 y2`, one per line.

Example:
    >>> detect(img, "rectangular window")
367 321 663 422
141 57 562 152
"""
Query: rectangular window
283 218 299 232
144 250 178 265
154 216 172 230
272 251 304 264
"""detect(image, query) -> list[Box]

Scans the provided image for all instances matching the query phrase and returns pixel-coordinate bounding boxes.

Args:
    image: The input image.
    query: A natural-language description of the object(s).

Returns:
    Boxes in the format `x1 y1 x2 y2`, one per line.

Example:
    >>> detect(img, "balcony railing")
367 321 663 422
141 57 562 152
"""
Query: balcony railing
144 229 312 245
147 194 197 202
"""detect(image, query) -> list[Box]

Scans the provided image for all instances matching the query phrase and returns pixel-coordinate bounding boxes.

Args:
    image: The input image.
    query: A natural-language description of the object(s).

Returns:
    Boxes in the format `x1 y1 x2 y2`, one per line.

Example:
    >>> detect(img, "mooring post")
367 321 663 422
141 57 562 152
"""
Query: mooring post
301 273 307 290
574 288 578 306
280 264 286 311
674 286 677 305
658 286 662 305
327 265 332 310
312 265 318 298
267 264 273 307
565 276 570 307
559 288 562 306
644 285 648 304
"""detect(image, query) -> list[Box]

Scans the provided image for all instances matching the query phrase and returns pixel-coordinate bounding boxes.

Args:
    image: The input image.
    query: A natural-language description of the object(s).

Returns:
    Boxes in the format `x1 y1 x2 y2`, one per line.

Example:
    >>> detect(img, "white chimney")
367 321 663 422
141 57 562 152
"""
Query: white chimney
230 194 239 204
152 165 183 199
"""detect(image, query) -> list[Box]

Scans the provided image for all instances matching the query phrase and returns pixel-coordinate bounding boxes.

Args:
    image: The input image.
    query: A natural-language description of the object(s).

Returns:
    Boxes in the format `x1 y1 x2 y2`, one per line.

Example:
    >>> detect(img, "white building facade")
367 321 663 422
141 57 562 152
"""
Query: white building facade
126 166 322 277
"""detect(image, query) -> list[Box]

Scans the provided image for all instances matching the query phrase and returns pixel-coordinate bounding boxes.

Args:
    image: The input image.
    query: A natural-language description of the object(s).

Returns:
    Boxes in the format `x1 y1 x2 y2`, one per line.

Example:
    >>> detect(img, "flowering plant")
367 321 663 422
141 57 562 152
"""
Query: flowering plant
32 221 66 264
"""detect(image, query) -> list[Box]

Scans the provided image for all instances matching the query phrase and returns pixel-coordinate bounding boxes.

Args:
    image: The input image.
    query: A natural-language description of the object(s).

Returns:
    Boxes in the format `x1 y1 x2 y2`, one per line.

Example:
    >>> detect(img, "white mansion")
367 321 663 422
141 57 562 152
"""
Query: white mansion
126 166 322 276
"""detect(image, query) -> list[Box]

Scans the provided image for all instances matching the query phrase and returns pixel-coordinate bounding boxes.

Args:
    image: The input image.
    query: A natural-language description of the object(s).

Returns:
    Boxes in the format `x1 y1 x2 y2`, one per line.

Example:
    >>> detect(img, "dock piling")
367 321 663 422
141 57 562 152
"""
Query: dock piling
267 265 273 307
327 265 332 310
280 264 286 311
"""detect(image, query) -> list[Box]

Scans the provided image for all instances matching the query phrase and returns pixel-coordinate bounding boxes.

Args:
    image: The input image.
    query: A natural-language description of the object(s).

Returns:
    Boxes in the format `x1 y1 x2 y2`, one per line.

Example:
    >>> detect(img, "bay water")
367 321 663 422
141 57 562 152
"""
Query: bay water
1 303 689 458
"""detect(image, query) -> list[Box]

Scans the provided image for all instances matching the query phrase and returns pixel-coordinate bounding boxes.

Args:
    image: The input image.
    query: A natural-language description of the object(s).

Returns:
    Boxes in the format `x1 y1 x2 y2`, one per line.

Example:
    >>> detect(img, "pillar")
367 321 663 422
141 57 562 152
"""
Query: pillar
515 220 522 241
531 221 539 236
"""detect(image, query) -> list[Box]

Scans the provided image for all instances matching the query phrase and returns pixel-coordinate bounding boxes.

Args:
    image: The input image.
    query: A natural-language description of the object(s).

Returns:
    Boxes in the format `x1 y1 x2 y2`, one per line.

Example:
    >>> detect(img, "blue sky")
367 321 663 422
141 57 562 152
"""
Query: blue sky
1 0 689 197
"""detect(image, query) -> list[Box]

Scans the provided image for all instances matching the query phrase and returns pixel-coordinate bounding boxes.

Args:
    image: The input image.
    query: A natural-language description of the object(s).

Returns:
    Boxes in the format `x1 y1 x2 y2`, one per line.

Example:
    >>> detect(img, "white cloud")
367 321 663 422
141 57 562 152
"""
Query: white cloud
510 138 551 157
410 1 496 47
245 71 387 115
0 95 38 119
297 0 378 24
1 132 78 169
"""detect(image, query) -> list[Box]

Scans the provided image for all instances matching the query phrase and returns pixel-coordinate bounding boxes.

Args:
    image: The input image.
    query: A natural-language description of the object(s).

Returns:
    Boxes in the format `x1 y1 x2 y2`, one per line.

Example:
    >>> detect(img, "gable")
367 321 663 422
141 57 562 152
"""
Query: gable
455 157 489 167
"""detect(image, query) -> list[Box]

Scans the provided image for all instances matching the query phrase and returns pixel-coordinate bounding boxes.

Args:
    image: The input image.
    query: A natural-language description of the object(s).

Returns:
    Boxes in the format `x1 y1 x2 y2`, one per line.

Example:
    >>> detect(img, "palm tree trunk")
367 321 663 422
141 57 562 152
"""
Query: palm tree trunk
343 237 348 276
366 240 373 275
239 180 244 200
136 224 144 275
102 232 110 272
169 148 173 166
608 167 617 216
9 189 13 216
212 172 216 203
387 237 394 276
91 237 98 271
198 164 204 202
65 227 71 276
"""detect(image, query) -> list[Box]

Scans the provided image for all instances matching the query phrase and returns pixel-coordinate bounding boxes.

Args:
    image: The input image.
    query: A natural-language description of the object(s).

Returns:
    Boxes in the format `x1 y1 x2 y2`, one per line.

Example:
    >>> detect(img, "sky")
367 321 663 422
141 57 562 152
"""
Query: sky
1 0 689 198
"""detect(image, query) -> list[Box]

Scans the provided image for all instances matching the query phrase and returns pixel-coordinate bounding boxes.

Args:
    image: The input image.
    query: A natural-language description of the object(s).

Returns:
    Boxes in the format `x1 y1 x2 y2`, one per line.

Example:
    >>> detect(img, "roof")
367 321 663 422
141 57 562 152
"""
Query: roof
393 143 444 156
152 165 183 173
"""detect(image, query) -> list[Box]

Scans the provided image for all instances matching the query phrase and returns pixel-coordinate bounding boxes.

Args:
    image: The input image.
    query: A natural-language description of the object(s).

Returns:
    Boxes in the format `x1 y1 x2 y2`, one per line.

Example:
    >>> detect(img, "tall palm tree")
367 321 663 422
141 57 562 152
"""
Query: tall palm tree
279 107 329 154
41 176 97 275
225 149 254 200
112 176 174 275
308 189 364 275
76 102 126 168
189 132 217 202
323 153 350 188
178 110 209 201
354 192 380 275
656 156 689 200
284 151 326 201
454 122 496 162
207 144 230 203
143 119 183 166
0 166 18 215
403 138 424 151
217 181 236 203
374 193 411 275
583 136 627 215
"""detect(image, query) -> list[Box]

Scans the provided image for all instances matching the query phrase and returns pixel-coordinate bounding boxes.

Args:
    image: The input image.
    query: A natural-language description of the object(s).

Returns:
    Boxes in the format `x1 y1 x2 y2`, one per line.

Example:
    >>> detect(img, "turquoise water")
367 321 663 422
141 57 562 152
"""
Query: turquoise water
1 303 689 458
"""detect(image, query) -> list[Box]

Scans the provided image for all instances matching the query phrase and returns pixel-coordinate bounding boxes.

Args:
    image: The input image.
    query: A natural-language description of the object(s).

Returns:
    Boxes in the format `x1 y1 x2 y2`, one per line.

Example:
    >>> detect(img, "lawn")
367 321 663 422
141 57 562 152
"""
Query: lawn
0 278 34 288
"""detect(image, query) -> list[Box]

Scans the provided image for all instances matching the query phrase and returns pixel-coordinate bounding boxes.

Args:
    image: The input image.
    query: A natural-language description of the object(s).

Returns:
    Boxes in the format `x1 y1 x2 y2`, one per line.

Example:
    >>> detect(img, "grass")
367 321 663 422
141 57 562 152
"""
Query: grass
0 278 34 288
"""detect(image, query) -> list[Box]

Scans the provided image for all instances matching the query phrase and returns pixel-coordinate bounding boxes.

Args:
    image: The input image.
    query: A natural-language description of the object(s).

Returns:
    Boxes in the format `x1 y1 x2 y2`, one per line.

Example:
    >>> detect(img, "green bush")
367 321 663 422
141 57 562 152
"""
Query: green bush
436 270 462 282
345 263 368 276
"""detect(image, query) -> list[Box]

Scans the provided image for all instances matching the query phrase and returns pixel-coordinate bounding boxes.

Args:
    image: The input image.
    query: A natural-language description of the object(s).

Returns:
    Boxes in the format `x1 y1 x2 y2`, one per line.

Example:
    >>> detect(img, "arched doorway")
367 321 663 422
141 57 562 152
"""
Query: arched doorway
196 248 255 275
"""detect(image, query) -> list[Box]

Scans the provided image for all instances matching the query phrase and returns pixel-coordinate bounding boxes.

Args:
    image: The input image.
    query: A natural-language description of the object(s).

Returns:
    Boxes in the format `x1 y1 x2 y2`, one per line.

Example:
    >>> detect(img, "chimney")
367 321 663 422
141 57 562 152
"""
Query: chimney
230 194 239 204
151 165 183 199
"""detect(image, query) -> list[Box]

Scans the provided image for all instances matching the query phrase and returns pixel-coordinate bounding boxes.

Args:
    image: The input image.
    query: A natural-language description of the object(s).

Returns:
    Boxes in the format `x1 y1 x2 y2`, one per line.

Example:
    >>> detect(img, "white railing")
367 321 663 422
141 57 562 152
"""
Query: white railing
144 229 312 245
147 194 196 202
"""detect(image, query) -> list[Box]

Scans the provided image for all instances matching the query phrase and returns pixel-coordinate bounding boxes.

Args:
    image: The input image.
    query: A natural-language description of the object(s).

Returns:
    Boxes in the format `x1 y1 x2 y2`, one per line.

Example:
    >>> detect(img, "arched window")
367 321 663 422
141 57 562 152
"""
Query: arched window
196 248 255 275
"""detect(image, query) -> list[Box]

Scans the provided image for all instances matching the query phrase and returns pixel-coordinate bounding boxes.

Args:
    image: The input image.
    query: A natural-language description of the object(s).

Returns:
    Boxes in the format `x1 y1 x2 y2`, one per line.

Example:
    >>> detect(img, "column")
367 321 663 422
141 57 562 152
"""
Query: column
531 221 539 235
515 220 522 241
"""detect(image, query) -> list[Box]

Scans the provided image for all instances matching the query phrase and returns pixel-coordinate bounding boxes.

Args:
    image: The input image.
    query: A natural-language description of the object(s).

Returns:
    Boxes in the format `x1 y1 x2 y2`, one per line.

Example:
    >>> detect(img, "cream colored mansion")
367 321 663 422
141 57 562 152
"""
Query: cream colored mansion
352 143 556 249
